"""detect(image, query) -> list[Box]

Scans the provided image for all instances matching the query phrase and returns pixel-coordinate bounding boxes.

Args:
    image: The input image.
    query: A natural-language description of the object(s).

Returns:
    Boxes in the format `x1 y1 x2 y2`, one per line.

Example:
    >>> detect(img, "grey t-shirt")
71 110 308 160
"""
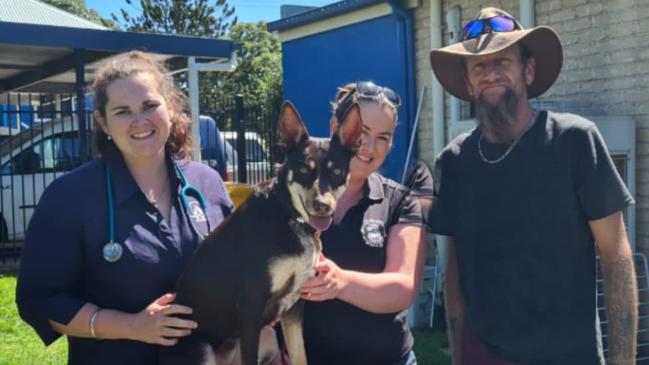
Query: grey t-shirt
430 110 634 364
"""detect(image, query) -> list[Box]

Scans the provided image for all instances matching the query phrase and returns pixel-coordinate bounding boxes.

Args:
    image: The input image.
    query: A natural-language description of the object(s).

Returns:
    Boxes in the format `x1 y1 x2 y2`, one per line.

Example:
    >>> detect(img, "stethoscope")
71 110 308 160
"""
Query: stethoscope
102 161 211 263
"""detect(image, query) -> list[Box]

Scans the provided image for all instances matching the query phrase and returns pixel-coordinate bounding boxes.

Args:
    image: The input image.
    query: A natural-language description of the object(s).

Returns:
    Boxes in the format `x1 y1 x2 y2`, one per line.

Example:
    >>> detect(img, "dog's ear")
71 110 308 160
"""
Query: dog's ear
278 101 309 149
336 103 362 149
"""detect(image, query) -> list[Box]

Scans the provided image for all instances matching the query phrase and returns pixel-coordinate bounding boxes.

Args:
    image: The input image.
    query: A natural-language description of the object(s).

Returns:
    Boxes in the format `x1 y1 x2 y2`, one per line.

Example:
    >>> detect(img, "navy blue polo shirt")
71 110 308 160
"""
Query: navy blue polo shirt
303 173 422 365
16 154 232 365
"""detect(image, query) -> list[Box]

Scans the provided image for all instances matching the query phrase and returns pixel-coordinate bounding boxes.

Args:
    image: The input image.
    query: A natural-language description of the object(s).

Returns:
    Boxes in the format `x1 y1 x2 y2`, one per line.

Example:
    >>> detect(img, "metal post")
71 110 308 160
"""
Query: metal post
74 49 88 162
234 94 247 183
186 52 238 162
55 94 62 120
188 57 201 161
401 86 427 184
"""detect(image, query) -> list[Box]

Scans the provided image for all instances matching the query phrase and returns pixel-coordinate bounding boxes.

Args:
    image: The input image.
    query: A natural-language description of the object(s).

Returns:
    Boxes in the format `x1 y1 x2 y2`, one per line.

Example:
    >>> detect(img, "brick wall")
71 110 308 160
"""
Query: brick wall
414 0 648 253
538 0 649 253
413 0 434 171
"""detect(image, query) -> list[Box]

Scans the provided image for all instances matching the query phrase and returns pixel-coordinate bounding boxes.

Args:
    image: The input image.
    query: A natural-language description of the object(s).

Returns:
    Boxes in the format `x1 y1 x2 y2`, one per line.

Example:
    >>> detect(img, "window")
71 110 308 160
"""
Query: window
1 131 81 175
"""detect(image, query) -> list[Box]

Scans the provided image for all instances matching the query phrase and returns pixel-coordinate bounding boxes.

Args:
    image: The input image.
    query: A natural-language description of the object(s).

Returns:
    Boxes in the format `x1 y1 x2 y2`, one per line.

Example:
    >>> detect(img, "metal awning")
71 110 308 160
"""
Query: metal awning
0 21 241 94
0 19 240 162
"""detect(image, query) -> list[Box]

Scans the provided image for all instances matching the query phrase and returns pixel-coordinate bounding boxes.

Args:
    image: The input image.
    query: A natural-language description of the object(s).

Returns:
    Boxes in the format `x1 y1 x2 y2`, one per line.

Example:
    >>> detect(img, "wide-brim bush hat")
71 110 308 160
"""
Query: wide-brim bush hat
429 7 563 101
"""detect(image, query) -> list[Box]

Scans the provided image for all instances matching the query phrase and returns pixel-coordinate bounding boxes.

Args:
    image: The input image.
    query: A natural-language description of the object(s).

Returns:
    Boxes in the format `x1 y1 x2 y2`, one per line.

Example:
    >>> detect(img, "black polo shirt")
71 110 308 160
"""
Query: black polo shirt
430 111 634 364
404 161 434 231
303 173 422 365
16 154 232 365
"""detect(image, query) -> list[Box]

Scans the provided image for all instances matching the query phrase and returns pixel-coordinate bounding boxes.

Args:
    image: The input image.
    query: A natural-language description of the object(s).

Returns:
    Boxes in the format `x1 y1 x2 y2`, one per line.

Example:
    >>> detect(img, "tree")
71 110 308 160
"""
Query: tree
113 0 236 37
113 0 239 115
203 22 282 113
41 0 118 29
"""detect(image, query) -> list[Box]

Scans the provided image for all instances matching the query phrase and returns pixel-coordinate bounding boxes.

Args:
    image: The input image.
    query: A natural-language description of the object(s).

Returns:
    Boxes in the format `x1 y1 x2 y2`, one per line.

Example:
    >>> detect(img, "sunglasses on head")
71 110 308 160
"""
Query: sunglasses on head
461 15 522 41
355 81 402 107
335 82 401 121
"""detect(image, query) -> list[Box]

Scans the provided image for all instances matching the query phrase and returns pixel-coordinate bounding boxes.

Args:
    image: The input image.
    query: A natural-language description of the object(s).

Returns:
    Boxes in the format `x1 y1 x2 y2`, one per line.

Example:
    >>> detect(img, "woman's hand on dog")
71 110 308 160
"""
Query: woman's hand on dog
130 293 198 346
301 254 348 301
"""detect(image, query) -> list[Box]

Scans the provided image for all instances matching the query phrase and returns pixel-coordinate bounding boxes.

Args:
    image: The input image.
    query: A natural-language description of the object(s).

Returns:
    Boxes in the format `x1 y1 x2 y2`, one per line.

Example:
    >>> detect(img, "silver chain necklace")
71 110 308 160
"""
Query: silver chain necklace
478 110 537 164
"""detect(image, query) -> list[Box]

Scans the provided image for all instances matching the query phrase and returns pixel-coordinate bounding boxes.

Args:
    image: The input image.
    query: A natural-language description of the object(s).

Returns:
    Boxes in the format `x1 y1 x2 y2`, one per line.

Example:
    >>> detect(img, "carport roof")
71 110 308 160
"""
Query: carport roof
0 0 108 30
0 11 240 94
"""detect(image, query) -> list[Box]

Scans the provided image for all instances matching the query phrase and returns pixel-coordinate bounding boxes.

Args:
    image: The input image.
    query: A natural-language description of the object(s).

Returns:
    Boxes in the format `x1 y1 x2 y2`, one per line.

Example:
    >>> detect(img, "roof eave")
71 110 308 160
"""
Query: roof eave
267 0 384 32
0 21 241 58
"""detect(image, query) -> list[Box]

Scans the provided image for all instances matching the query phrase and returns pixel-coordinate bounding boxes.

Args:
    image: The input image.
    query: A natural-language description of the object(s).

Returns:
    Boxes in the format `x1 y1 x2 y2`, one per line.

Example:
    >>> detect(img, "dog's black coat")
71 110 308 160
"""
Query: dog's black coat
161 102 361 365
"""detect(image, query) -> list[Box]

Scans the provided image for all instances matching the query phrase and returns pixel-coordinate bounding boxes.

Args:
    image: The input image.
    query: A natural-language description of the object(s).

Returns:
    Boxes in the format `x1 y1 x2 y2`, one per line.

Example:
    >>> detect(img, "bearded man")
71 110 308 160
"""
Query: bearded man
429 7 637 365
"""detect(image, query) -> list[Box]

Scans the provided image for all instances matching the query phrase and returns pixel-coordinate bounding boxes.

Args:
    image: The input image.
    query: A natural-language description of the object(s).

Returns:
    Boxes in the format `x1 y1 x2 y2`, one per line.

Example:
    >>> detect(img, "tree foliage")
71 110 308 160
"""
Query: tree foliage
113 1 282 114
41 0 118 29
113 0 236 37
113 0 243 113
204 22 282 112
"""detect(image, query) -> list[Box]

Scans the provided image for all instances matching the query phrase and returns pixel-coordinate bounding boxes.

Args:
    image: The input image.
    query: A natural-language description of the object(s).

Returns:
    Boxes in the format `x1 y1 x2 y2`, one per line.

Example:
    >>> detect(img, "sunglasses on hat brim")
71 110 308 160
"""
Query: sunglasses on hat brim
461 15 523 42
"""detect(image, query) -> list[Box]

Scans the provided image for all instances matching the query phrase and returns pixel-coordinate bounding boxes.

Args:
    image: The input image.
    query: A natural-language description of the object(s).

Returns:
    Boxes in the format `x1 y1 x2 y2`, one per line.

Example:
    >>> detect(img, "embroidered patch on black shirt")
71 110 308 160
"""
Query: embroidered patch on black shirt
361 219 386 248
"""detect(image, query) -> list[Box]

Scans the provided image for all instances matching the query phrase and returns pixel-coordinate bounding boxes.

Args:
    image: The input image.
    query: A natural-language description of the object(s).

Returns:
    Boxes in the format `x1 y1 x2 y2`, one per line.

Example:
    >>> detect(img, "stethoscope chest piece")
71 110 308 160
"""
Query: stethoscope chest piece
103 160 210 261
102 241 123 263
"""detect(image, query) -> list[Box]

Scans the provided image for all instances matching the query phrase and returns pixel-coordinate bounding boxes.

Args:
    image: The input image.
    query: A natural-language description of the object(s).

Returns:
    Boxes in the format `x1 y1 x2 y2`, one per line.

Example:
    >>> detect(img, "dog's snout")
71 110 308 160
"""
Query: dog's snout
313 196 333 215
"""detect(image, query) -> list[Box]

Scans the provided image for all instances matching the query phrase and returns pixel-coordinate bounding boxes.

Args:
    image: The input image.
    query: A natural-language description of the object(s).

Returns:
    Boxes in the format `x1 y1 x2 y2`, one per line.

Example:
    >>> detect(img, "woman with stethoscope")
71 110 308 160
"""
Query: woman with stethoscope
16 51 240 365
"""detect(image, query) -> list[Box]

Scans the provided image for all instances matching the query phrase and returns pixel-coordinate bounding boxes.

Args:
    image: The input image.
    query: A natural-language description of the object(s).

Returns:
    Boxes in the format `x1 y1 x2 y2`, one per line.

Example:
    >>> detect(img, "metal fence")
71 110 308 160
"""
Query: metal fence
0 92 281 266
0 92 90 266
203 94 282 184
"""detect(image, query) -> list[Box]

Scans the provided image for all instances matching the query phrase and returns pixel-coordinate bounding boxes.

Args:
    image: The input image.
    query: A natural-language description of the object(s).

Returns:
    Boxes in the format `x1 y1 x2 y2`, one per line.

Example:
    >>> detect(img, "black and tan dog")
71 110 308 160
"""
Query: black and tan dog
162 101 362 365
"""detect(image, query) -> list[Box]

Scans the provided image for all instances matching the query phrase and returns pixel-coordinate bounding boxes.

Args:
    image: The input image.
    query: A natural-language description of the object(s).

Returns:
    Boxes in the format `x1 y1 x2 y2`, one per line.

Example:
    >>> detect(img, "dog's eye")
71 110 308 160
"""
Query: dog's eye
332 168 342 176
299 167 309 174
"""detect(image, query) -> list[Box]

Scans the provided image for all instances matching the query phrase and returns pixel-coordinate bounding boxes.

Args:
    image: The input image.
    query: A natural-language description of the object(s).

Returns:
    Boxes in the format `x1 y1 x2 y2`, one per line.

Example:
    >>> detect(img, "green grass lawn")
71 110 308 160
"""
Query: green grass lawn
0 273 449 365
413 329 450 365
0 274 67 365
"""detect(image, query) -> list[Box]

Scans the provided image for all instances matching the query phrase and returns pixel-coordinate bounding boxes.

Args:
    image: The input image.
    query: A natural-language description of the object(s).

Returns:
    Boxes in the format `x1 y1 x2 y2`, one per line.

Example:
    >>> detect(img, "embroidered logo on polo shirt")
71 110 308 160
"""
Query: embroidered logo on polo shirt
361 219 386 248
189 201 207 223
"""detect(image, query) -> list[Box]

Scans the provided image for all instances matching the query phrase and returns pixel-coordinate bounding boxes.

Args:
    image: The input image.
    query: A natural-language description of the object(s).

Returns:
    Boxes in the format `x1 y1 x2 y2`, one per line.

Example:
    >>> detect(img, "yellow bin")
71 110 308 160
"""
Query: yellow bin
225 182 255 209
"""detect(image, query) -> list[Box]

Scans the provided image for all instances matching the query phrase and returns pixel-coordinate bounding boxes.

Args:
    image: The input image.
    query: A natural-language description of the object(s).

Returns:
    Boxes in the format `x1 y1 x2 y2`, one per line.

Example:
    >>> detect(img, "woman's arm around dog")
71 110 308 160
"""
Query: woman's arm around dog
48 293 197 345
301 223 426 313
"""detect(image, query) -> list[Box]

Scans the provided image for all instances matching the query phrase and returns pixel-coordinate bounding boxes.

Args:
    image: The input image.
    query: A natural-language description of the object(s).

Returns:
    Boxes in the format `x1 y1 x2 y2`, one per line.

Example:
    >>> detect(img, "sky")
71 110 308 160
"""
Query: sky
86 0 335 24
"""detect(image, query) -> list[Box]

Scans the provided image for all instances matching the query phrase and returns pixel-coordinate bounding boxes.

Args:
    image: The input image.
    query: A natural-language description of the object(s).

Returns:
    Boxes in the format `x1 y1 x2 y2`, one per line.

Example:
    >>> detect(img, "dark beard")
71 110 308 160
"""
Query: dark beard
475 88 519 143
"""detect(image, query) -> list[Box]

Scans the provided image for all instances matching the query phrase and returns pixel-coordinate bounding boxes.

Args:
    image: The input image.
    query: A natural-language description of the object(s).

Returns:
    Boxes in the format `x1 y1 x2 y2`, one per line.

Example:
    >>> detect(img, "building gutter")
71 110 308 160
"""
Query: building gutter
430 0 444 157
388 0 416 159
447 5 462 126
429 0 450 293
520 0 535 28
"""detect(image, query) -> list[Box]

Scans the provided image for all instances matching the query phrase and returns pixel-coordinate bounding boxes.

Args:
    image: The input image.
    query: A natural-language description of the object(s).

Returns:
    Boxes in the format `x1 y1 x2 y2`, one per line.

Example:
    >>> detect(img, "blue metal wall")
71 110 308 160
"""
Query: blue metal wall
281 14 414 180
